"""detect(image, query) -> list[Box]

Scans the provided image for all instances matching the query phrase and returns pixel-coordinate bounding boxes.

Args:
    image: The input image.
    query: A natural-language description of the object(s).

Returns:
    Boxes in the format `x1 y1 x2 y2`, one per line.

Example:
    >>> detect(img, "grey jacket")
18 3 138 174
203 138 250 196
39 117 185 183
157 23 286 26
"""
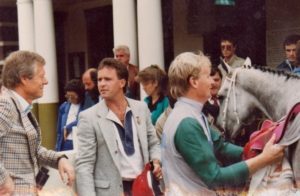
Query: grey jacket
75 98 160 196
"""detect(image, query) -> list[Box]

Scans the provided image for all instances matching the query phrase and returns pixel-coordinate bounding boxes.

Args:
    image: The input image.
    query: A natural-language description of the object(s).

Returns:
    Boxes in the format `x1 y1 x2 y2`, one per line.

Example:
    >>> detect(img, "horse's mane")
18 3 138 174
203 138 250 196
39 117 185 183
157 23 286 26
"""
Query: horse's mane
245 65 300 80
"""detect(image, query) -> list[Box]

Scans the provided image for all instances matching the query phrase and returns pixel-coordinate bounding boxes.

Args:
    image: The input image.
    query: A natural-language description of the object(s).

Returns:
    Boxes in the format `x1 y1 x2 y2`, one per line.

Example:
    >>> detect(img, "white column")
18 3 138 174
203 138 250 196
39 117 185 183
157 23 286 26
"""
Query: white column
137 0 164 70
112 0 138 65
33 0 58 103
17 0 35 51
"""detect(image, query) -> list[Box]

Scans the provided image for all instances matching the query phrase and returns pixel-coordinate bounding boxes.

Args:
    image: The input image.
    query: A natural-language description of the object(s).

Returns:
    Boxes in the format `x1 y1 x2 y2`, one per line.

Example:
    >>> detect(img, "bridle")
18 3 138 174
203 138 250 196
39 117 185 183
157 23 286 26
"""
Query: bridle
221 68 241 131
220 65 275 139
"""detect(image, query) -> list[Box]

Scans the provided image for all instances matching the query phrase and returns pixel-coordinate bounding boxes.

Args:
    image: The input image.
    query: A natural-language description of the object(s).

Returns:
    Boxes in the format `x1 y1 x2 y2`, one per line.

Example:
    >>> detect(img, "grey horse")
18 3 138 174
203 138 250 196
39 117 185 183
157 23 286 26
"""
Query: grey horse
216 59 300 188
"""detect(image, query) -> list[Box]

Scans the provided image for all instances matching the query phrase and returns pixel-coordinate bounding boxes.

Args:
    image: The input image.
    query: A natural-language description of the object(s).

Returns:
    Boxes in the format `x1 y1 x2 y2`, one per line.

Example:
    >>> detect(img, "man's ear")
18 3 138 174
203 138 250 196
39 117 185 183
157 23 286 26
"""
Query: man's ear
20 75 29 85
188 76 198 89
120 79 126 88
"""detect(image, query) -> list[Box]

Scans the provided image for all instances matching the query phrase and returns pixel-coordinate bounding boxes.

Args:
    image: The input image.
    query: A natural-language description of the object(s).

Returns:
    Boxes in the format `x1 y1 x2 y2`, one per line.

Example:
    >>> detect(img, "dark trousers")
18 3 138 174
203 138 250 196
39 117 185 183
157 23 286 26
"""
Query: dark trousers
123 180 134 196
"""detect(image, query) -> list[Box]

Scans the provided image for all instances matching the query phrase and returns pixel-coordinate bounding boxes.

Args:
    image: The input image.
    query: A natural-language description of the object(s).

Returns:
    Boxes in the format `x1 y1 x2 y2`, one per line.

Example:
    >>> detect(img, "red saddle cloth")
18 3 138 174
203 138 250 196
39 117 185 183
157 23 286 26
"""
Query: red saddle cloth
243 102 300 160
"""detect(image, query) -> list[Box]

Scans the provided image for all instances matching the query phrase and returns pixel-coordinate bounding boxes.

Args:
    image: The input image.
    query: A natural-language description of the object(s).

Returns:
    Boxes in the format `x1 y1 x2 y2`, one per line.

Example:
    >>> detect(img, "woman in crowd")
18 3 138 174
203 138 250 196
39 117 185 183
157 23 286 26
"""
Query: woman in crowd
203 66 222 127
137 64 169 125
56 79 85 151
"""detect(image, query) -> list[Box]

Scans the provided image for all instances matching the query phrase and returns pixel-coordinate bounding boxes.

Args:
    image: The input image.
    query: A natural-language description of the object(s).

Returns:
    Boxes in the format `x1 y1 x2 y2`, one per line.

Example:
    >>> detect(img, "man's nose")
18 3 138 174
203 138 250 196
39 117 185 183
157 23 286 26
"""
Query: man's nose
98 80 105 87
44 77 48 85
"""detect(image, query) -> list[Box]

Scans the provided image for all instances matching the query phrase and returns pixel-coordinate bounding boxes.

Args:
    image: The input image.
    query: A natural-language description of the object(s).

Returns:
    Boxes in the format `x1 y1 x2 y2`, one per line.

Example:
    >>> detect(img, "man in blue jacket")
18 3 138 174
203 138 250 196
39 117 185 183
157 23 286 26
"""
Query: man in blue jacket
277 34 300 72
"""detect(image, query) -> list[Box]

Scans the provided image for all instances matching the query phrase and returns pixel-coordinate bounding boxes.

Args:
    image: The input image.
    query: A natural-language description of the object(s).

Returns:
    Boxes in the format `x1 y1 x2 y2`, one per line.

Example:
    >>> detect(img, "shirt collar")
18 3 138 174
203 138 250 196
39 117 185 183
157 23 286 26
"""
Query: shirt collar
226 54 238 65
10 90 32 114
106 106 132 125
177 97 204 113
208 96 218 103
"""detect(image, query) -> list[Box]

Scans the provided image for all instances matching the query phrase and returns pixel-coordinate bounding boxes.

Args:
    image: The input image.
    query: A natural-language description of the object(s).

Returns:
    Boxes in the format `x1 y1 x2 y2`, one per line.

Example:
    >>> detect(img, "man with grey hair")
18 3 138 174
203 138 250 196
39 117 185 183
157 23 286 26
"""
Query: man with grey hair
113 45 140 100
0 50 75 195
161 51 284 195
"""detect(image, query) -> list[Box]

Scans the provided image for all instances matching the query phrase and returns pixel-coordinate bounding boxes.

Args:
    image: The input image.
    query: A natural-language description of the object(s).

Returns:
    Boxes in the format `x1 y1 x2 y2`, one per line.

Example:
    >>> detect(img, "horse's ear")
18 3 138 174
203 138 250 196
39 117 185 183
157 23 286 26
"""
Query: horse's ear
243 57 252 68
220 57 231 74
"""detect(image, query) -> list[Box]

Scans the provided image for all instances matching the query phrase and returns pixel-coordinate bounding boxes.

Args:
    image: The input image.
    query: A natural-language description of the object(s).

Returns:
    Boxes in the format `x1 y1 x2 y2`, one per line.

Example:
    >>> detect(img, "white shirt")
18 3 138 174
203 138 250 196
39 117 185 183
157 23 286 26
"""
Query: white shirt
10 90 31 114
106 107 143 180
66 103 80 140
208 97 220 106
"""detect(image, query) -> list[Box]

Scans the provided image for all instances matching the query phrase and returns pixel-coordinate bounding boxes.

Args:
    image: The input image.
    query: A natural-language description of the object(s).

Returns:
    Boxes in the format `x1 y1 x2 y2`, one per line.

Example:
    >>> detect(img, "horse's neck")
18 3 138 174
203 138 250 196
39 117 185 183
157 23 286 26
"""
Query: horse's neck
240 69 300 120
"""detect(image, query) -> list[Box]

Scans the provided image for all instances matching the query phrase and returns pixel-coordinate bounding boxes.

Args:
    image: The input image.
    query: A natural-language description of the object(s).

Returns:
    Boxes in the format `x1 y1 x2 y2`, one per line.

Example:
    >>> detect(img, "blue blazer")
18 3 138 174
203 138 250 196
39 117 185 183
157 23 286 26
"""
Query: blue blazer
55 101 84 151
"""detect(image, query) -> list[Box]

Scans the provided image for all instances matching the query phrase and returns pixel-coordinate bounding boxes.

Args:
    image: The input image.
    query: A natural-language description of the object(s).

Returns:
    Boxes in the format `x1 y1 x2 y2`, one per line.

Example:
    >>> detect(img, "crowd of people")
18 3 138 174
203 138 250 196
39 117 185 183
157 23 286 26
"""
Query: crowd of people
0 33 300 195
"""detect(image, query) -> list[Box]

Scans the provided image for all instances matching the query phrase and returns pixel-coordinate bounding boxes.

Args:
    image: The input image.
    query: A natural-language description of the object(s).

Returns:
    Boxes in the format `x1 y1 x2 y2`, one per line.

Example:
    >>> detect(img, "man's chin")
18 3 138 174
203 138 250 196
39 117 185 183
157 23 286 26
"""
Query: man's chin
36 92 43 99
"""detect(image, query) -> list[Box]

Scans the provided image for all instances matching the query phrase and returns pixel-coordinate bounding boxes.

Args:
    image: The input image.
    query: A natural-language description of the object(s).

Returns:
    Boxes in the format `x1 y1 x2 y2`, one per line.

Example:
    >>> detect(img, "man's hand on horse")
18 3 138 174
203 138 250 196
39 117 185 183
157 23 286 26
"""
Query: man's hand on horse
261 134 285 164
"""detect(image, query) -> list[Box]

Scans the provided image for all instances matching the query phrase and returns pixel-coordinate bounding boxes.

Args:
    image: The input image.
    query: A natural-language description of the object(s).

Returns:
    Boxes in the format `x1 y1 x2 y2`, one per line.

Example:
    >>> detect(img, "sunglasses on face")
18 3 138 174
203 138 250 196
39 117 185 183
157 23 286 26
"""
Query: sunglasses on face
221 45 233 51
65 93 78 100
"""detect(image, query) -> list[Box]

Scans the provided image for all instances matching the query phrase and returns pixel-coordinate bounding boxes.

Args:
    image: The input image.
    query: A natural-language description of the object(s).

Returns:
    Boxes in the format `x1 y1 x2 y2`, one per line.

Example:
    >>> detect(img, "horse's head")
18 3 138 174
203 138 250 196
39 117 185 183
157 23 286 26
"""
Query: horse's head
216 58 262 140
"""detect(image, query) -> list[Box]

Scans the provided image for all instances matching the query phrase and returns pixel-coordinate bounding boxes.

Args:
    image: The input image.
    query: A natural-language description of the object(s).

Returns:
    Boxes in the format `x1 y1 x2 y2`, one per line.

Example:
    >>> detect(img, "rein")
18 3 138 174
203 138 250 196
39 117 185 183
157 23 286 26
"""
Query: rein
221 68 241 131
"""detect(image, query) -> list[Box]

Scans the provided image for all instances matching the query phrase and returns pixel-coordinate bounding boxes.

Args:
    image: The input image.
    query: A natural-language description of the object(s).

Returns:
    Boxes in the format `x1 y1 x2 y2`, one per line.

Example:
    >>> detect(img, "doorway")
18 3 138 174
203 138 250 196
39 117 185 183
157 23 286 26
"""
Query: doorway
85 6 114 68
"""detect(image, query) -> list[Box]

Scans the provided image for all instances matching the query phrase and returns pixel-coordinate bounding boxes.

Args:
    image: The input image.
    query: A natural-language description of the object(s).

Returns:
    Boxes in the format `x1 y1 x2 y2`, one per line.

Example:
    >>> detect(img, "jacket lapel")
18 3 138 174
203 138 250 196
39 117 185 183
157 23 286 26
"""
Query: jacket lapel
8 91 39 168
127 99 147 162
96 101 121 170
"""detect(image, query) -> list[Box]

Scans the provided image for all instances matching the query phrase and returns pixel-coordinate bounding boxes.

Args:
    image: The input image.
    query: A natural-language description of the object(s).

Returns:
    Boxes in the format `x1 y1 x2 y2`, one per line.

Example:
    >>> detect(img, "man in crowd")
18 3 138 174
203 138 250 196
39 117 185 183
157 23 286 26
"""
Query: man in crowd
113 45 140 100
277 34 300 72
220 35 245 67
218 35 245 77
76 58 161 196
82 68 100 109
0 50 75 195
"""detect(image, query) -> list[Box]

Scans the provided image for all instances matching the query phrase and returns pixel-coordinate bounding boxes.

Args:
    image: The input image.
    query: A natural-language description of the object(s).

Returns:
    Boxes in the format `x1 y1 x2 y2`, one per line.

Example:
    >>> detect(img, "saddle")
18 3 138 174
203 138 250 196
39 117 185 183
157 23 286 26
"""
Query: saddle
243 102 300 160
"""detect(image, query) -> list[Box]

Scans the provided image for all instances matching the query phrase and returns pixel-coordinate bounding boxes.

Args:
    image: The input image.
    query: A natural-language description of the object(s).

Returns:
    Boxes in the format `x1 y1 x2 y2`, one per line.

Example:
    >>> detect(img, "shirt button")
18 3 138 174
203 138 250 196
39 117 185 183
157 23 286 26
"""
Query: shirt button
115 150 118 154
